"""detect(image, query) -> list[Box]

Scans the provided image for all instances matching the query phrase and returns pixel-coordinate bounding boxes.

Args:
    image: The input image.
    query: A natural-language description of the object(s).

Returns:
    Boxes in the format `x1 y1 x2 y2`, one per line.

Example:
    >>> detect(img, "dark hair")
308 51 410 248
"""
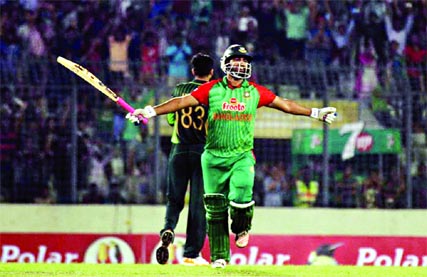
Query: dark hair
191 53 214 77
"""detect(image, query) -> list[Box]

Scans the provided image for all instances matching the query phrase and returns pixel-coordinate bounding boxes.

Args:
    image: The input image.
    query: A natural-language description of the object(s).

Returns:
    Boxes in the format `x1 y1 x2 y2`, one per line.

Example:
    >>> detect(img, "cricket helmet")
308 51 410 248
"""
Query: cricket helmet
220 44 253 79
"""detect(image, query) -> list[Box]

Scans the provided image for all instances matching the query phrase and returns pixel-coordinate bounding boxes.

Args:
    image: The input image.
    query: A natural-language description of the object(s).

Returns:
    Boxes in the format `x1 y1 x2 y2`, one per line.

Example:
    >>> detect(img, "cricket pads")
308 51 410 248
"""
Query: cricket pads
230 200 255 234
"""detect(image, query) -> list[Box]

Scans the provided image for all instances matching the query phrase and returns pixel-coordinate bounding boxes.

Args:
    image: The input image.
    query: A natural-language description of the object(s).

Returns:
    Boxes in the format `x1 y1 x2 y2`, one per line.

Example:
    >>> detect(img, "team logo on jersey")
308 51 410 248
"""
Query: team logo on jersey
222 98 246 112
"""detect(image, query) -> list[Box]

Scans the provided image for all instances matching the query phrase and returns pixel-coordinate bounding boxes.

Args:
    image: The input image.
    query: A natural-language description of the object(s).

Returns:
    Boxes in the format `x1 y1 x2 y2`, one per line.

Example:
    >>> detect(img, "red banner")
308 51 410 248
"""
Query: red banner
1 233 426 266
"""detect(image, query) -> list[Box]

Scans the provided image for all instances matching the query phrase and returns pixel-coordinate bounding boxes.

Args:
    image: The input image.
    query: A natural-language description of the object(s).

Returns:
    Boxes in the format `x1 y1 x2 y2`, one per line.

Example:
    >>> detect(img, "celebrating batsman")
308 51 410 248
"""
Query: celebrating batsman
127 44 337 268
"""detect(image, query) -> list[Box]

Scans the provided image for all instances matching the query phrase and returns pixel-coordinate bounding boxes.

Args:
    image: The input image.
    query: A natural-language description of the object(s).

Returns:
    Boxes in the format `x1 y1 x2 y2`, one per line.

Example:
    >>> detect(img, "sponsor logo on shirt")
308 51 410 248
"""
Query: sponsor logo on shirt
213 113 253 121
222 98 246 112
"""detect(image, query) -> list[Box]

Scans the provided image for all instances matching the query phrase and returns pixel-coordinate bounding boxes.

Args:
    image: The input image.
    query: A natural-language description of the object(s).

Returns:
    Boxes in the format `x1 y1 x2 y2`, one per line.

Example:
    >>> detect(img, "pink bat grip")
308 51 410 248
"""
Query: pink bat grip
117 97 149 125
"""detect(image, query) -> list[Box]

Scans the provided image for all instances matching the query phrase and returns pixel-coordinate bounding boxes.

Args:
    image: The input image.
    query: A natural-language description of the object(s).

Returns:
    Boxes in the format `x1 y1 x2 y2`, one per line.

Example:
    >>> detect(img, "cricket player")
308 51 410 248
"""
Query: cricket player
127 44 337 268
154 53 213 266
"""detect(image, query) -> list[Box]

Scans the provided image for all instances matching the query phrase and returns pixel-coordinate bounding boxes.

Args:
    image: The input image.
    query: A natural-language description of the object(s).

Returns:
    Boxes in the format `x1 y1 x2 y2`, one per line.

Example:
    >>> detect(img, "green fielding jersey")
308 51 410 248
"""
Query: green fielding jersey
205 77 260 157
169 79 208 144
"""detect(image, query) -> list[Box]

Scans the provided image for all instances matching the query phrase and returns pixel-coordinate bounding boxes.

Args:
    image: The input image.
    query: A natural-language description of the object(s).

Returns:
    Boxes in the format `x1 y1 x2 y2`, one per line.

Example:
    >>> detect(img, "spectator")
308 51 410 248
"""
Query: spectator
386 40 407 95
282 0 313 60
17 9 48 85
34 186 55 204
382 167 406 208
61 18 83 61
108 145 125 185
354 38 379 106
255 1 279 46
41 116 58 193
125 160 151 204
403 33 426 132
87 144 113 197
330 19 354 66
82 183 106 204
0 6 21 85
0 89 24 201
82 38 104 75
191 0 213 24
362 170 383 208
95 98 114 143
215 22 231 61
335 165 358 208
352 1 388 67
370 86 401 128
404 34 427 92
188 21 213 54
107 181 127 204
121 89 151 174
108 26 133 85
165 32 192 88
139 31 160 86
385 1 414 56
263 166 289 207
236 6 258 46
305 15 333 65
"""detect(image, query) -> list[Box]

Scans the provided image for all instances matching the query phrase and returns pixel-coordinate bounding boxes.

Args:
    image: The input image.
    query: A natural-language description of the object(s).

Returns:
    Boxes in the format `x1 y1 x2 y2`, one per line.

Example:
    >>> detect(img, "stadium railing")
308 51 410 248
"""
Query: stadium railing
0 59 425 208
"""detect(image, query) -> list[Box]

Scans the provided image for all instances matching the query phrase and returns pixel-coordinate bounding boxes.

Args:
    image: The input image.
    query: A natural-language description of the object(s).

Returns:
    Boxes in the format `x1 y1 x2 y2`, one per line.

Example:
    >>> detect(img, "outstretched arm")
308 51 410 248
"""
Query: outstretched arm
127 94 200 124
268 96 312 115
152 94 199 115
268 96 337 124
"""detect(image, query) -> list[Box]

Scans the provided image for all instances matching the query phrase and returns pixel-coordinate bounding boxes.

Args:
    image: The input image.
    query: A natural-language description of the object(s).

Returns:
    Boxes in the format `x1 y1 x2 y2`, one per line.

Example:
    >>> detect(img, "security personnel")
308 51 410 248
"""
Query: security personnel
295 167 319 207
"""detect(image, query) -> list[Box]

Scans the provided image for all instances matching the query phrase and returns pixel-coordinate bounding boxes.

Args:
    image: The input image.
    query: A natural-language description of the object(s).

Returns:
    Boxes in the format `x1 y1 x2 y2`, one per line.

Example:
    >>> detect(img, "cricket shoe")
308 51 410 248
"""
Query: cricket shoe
235 231 249 248
156 230 174 264
211 258 227 269
182 256 210 266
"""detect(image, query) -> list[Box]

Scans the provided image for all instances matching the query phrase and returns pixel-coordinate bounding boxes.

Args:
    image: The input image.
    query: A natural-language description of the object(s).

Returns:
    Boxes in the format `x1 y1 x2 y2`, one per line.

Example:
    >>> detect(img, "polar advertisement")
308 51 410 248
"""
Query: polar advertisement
1 233 426 266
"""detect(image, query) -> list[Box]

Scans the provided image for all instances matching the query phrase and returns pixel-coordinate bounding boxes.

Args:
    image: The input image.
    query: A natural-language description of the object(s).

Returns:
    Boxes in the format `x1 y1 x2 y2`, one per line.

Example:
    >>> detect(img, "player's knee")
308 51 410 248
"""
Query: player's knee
204 193 228 221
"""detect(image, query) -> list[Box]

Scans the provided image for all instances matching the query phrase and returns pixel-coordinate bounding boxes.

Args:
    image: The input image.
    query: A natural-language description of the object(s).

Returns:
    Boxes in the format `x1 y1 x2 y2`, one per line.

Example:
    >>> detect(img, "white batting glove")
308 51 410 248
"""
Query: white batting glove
125 106 156 124
310 107 337 124
136 106 156 119
126 113 141 124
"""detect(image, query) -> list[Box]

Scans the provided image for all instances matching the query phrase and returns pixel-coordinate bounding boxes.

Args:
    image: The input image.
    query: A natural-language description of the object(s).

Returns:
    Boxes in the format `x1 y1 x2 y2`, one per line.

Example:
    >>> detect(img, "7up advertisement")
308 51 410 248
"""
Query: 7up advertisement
292 123 402 160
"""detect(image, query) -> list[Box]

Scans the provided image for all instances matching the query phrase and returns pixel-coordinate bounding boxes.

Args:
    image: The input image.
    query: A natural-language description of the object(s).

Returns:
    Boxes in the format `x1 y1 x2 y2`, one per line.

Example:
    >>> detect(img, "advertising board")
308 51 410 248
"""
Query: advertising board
1 233 425 266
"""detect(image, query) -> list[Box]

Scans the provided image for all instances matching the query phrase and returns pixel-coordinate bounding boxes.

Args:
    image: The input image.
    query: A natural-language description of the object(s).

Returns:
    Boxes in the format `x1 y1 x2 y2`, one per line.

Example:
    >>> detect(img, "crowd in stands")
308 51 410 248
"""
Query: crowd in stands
254 161 426 209
0 0 426 207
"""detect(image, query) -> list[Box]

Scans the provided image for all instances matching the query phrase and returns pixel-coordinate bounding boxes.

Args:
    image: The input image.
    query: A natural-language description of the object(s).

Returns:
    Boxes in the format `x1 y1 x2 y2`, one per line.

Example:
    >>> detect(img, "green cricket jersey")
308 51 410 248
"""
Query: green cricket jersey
169 79 208 144
191 76 276 157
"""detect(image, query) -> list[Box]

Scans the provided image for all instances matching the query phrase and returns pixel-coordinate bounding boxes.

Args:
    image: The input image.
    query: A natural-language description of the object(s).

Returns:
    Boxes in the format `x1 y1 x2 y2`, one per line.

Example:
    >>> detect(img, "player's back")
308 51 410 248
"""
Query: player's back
170 80 208 145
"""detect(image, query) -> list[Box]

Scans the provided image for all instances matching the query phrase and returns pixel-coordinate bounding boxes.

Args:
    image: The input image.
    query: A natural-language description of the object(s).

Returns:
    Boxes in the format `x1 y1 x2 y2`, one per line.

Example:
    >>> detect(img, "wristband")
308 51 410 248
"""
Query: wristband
310 108 319 119
144 105 157 118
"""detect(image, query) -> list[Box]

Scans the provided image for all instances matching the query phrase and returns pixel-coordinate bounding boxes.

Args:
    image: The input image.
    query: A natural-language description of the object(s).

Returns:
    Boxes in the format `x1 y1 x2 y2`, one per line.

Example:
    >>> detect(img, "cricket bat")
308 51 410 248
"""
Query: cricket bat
57 56 148 125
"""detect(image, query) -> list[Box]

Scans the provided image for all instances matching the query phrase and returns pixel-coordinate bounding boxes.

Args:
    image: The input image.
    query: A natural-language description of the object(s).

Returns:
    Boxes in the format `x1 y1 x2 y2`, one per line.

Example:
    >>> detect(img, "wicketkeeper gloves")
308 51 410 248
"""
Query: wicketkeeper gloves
310 107 337 124
125 106 156 125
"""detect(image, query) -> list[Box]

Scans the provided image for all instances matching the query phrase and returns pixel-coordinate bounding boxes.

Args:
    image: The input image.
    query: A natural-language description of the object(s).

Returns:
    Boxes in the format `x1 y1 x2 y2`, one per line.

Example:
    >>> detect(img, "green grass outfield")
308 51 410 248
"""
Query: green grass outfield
1 264 426 277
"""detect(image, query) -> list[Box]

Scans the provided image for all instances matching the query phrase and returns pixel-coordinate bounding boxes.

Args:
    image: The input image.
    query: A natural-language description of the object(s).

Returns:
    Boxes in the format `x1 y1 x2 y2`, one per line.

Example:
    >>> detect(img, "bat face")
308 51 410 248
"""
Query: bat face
57 56 119 102
57 56 148 125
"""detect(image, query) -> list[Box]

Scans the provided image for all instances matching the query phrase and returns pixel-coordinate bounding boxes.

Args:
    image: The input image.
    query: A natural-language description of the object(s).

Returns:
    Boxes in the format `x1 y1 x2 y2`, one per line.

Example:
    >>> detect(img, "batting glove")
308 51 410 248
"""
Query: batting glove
310 107 337 124
126 106 156 125
126 113 141 125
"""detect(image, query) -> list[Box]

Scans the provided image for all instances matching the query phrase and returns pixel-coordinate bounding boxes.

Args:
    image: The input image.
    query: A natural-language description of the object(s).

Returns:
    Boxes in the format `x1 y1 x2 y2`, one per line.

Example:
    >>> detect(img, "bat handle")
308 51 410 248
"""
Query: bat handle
117 98 149 125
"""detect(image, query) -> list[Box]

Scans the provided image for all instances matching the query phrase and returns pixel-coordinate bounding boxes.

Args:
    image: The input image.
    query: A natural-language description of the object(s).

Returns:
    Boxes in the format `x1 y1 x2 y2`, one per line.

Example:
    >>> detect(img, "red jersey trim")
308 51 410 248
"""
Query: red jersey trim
191 79 222 105
249 82 277 107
